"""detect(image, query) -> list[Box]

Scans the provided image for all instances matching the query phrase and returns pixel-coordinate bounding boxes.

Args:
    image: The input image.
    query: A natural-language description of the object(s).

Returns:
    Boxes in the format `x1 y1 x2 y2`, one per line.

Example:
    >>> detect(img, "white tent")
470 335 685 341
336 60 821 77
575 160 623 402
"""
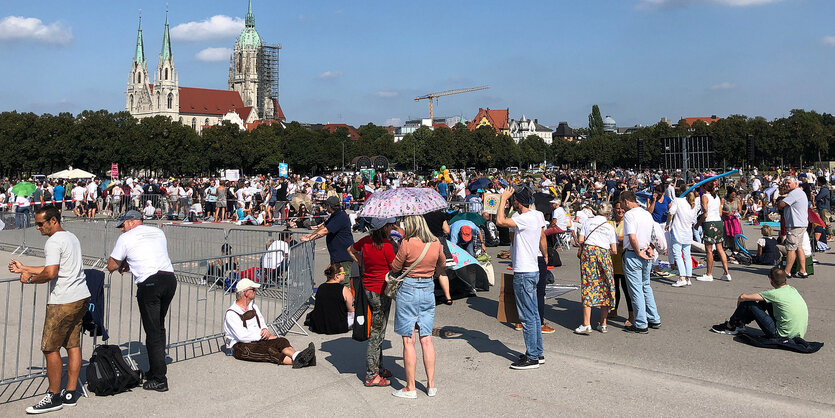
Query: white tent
48 167 96 180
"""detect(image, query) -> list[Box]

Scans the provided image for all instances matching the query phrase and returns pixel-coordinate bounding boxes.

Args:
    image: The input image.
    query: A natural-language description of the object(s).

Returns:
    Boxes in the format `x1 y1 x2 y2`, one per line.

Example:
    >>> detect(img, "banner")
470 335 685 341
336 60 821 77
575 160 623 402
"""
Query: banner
278 162 289 178
110 163 118 179
224 169 240 181
482 193 500 215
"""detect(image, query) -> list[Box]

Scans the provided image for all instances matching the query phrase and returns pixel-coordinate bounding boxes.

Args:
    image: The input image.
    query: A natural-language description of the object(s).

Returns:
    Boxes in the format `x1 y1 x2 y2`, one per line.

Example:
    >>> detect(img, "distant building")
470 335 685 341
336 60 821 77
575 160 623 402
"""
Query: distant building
553 122 578 141
322 123 360 140
126 1 284 133
394 116 462 142
467 108 509 134
508 115 553 144
616 124 643 135
681 115 721 126
603 115 617 133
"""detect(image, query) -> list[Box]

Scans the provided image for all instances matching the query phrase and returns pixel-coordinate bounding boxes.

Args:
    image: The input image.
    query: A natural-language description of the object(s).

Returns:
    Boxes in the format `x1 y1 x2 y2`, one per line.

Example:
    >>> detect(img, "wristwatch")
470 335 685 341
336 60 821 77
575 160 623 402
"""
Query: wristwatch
26 275 32 284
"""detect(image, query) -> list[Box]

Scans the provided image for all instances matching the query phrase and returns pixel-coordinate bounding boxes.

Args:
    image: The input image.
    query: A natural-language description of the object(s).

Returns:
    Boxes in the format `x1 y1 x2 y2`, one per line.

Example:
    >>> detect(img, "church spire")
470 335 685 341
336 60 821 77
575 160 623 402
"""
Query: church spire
160 7 172 61
245 0 255 28
134 12 145 64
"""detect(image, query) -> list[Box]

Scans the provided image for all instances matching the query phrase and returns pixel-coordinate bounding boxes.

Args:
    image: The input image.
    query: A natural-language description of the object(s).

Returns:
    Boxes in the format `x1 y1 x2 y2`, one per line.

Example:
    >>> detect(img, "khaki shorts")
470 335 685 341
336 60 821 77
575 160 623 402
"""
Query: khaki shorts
41 298 89 352
784 227 805 251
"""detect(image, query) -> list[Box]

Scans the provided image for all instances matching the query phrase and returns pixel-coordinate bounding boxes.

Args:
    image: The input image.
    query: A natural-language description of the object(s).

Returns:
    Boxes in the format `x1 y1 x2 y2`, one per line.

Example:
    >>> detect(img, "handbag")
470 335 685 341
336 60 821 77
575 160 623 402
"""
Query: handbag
384 242 431 299
576 221 606 259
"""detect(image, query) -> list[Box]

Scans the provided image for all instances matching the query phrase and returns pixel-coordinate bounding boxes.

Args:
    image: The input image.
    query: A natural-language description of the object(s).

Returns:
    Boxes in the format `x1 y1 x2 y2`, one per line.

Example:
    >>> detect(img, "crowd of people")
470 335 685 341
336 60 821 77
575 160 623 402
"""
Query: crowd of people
3 163 822 411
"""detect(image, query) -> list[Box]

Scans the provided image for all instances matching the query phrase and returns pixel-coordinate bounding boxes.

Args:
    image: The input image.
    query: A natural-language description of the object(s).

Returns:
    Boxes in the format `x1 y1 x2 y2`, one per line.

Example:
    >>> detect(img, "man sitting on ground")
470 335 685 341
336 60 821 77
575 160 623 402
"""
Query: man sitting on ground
711 267 808 338
224 279 316 368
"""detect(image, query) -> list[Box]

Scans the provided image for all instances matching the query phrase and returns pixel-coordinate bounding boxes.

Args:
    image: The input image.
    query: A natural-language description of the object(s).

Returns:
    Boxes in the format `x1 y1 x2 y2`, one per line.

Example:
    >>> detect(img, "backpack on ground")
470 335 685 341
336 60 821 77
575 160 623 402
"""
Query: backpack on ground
86 345 142 396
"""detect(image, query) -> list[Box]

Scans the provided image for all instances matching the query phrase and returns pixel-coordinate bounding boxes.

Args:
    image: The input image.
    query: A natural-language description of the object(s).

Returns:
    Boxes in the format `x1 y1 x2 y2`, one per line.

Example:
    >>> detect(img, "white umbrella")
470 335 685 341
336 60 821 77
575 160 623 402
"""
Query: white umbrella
48 167 96 180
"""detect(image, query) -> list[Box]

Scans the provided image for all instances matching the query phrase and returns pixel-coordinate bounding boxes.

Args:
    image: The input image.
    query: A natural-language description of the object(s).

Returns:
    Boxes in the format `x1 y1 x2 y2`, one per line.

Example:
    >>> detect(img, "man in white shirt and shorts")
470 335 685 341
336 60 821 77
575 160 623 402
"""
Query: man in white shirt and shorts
107 210 177 392
9 206 90 413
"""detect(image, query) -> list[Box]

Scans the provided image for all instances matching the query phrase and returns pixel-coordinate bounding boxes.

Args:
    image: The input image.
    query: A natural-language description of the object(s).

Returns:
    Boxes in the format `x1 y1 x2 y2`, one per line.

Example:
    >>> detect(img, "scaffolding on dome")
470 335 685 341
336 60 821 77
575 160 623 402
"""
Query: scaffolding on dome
257 43 281 120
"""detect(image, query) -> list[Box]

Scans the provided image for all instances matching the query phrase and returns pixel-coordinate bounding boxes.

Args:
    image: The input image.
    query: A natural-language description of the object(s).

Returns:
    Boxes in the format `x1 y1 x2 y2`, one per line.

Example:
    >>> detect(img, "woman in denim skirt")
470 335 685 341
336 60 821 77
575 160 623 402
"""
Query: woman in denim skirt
390 215 446 399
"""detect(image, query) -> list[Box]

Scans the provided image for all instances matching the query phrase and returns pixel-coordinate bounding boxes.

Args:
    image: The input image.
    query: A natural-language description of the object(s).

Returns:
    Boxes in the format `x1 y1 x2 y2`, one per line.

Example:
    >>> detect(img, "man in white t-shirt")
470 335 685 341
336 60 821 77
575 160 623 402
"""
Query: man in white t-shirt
9 206 90 413
71 182 86 217
497 186 547 370
620 191 661 333
85 179 98 218
106 210 176 392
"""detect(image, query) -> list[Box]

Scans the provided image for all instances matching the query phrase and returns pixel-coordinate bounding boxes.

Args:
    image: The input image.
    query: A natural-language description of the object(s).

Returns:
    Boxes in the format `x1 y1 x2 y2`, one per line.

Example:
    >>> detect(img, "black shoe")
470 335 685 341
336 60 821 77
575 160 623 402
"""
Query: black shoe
293 343 315 368
142 378 169 392
648 322 661 329
710 322 741 335
510 356 540 370
60 389 80 407
306 343 316 367
25 392 62 414
623 325 649 334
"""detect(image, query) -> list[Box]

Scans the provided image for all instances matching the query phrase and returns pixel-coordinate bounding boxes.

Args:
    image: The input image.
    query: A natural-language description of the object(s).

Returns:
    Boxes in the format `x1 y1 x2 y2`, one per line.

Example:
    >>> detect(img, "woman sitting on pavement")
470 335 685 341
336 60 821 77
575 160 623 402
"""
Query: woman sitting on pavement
390 215 447 399
347 217 397 387
574 202 617 334
307 264 354 335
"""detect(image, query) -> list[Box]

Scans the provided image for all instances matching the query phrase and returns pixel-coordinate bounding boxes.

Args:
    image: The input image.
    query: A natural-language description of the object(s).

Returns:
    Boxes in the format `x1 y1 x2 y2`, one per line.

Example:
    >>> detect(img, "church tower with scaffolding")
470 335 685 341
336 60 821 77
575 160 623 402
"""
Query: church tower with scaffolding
228 0 281 120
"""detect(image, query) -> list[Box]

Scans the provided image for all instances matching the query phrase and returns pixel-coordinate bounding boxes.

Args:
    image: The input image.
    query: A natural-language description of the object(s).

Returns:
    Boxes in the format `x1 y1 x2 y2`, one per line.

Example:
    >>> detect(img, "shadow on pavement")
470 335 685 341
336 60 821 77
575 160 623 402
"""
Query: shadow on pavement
434 326 518 361
319 337 403 385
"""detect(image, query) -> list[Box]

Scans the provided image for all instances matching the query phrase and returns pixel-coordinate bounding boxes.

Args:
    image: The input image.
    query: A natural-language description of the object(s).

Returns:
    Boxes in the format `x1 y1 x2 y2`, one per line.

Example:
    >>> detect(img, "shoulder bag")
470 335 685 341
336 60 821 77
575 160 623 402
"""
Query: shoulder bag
384 242 431 299
576 221 607 259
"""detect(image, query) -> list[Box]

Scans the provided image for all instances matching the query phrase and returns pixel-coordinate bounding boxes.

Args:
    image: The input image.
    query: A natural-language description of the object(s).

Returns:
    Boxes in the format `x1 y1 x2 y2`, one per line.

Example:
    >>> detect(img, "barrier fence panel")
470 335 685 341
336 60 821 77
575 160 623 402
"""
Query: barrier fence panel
272 239 316 335
0 278 49 388
62 219 114 267
0 212 27 254
161 224 229 262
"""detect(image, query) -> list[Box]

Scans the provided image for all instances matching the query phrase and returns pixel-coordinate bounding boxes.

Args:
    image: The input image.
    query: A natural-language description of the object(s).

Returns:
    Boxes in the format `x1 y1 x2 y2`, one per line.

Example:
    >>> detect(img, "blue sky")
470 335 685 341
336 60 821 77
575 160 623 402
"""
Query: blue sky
1 0 834 129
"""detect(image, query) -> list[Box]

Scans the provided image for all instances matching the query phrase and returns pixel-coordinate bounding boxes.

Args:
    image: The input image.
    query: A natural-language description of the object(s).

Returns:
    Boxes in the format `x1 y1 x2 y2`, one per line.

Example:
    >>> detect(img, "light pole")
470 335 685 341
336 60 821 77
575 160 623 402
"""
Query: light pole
341 137 345 171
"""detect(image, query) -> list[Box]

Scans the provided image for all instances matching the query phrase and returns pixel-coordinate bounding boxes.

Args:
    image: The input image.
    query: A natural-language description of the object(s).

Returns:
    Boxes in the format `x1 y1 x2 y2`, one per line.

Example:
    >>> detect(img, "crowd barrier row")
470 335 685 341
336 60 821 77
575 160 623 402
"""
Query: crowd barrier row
0 224 316 397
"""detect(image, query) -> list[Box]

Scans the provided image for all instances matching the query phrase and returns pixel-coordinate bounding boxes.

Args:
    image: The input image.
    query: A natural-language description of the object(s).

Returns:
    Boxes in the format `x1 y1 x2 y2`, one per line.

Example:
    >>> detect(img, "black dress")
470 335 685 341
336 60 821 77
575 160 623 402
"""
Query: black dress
309 282 349 334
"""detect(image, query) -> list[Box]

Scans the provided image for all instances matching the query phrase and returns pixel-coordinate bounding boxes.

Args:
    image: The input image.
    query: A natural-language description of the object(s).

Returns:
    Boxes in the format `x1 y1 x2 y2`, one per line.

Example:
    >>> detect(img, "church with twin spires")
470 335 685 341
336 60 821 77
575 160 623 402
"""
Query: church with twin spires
125 1 284 133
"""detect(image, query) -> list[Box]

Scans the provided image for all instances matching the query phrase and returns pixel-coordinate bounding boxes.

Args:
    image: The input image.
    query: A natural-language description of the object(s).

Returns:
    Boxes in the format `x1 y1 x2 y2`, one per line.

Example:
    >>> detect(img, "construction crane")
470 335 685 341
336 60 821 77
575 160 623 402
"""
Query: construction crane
414 85 489 121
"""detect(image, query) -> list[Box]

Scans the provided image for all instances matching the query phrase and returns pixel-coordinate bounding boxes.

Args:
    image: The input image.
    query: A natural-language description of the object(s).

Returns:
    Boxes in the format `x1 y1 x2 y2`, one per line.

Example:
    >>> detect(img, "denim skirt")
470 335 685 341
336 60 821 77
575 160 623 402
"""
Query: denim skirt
393 277 435 337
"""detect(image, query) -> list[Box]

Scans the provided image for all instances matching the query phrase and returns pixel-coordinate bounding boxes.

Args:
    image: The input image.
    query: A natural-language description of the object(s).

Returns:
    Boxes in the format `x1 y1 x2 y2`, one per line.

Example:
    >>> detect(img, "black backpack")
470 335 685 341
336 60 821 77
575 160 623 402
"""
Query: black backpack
86 345 142 396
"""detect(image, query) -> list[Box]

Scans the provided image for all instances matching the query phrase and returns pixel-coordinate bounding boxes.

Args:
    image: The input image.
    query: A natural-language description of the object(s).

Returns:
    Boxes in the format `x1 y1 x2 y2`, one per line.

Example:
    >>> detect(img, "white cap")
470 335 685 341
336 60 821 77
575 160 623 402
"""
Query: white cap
235 278 261 292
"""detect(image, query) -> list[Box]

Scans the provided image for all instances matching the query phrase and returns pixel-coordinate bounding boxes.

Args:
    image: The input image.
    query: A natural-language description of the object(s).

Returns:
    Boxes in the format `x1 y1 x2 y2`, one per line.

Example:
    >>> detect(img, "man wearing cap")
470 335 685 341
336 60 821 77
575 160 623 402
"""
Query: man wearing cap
497 186 548 370
224 279 316 368
106 210 177 392
449 219 485 257
301 196 355 286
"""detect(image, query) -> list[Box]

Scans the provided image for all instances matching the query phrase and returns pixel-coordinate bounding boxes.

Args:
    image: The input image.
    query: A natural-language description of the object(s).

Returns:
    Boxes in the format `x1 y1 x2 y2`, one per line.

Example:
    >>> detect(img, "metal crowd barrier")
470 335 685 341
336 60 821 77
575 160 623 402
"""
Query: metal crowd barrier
0 239 315 399
161 223 229 262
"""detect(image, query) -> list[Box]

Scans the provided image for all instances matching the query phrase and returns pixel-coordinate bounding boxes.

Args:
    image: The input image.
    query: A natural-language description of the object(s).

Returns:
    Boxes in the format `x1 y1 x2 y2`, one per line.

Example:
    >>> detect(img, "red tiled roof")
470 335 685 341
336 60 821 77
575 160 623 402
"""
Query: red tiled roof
323 123 360 140
467 108 509 132
272 98 285 121
245 119 283 132
432 123 449 130
683 116 721 126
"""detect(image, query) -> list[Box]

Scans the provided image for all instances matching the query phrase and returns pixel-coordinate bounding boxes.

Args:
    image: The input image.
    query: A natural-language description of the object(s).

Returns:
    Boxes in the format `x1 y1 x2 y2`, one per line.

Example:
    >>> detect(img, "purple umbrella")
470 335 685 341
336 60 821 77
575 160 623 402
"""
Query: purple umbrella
358 187 447 218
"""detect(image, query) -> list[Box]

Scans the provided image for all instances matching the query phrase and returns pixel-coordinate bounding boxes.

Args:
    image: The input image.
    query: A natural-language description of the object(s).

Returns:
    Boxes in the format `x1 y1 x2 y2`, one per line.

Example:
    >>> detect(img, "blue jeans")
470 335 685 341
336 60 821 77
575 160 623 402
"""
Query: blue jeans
14 207 29 229
730 301 777 338
623 251 660 329
670 235 692 277
513 271 542 360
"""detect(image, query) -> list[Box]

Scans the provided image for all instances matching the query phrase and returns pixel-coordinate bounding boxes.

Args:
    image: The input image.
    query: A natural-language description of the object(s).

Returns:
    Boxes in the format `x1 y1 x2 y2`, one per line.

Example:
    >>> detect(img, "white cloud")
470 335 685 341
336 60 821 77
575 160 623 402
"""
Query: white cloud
384 118 403 127
376 90 399 99
317 71 342 80
638 0 782 8
196 47 232 62
0 16 72 45
170 15 243 42
709 82 737 90
823 36 835 47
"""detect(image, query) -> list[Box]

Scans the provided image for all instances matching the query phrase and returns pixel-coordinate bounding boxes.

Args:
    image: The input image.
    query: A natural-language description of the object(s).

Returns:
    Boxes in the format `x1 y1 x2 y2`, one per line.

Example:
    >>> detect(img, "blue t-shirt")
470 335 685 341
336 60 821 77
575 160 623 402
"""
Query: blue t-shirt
235 207 245 220
651 195 671 223
53 186 65 203
438 182 448 198
323 210 354 263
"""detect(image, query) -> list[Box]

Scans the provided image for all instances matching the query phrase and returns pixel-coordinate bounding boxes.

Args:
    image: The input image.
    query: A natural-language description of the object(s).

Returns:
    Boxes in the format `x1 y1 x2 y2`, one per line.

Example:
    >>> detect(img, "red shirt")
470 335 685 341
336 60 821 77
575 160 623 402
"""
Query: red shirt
352 236 395 294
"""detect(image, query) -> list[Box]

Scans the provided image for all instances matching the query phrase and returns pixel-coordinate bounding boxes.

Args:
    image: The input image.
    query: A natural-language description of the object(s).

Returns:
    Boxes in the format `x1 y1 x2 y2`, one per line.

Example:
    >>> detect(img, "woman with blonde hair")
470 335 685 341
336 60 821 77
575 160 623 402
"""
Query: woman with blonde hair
667 186 699 287
390 215 446 399
575 202 617 334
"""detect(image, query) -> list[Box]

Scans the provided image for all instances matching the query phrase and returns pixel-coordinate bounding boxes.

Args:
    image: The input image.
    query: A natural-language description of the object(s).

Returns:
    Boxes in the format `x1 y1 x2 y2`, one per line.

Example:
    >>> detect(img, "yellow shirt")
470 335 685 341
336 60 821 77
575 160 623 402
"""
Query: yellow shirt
610 219 625 275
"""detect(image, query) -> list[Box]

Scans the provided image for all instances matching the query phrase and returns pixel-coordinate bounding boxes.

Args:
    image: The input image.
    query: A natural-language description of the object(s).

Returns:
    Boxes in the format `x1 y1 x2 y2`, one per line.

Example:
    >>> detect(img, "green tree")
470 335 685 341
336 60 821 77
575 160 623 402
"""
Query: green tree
588 105 604 137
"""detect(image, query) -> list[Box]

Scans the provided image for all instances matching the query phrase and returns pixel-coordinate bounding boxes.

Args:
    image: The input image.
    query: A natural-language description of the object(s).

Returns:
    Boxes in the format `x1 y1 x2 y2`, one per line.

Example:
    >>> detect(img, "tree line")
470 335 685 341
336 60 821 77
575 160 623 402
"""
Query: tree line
0 108 833 178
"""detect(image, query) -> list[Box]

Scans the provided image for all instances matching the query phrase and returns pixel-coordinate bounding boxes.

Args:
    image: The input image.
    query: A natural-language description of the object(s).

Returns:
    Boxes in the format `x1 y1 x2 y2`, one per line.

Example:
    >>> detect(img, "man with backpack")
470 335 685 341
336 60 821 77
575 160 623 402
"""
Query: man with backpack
106 210 176 392
8 206 90 413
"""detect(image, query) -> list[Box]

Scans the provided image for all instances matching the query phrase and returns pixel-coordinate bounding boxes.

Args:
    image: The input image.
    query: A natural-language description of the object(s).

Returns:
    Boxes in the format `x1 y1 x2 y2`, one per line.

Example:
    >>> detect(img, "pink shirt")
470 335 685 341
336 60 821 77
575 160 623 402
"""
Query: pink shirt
391 238 445 278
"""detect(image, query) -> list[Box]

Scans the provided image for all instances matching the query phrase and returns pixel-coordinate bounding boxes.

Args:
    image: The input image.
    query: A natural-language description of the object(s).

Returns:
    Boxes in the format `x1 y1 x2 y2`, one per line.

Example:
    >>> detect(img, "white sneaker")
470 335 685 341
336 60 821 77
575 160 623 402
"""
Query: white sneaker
573 325 592 335
671 280 688 287
695 275 714 282
686 279 692 286
720 274 732 281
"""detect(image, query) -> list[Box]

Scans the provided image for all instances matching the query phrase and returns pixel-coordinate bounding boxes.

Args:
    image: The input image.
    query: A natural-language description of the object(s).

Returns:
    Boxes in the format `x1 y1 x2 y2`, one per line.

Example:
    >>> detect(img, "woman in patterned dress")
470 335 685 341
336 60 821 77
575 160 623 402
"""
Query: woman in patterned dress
575 203 618 335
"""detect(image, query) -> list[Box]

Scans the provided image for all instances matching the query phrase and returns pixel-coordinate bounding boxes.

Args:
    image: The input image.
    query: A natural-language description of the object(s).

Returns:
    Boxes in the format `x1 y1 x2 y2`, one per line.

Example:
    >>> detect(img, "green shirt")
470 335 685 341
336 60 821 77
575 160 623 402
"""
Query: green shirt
759 285 808 339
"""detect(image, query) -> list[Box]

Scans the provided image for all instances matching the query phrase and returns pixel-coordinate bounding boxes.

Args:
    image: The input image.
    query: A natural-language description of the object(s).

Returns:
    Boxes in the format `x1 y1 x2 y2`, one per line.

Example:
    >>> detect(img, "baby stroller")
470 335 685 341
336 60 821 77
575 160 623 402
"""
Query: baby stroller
732 234 753 265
